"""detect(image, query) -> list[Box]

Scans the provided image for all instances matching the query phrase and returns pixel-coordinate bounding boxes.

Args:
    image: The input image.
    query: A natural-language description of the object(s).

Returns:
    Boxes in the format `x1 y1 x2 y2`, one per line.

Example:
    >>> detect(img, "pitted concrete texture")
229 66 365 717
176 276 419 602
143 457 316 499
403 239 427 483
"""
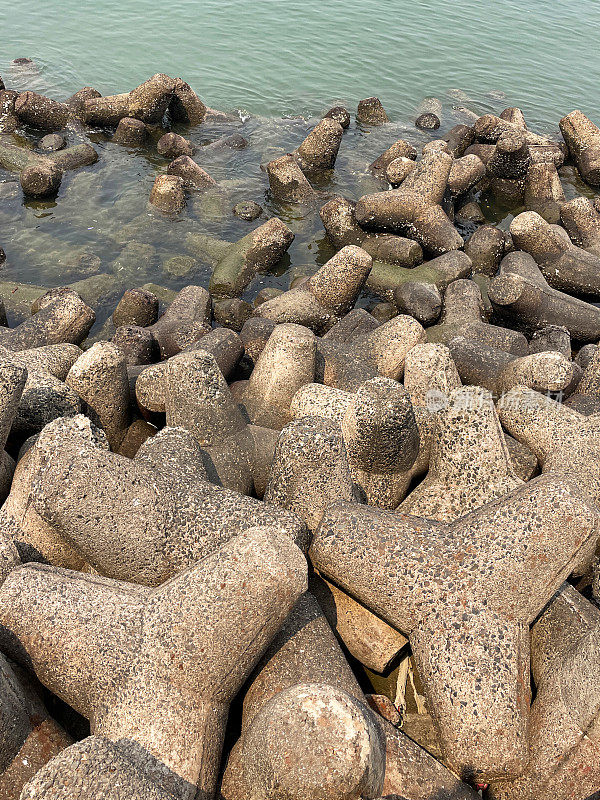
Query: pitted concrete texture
447 337 578 397
133 326 244 413
295 118 344 172
254 246 373 334
264 416 358 532
0 527 307 800
1 416 107 569
393 342 462 502
560 195 600 256
221 683 387 800
497 385 600 511
0 290 94 350
510 210 600 296
139 349 278 496
564 342 600 414
209 217 294 298
426 279 528 355
290 377 419 508
310 473 600 783
559 110 600 187
488 584 600 800
0 344 81 436
29 422 307 584
222 592 475 800
266 154 317 203
0 358 26 501
146 285 212 359
341 378 419 508
238 323 316 430
354 151 464 255
489 250 600 342
19 735 186 799
398 386 522 521
66 342 130 450
0 652 72 800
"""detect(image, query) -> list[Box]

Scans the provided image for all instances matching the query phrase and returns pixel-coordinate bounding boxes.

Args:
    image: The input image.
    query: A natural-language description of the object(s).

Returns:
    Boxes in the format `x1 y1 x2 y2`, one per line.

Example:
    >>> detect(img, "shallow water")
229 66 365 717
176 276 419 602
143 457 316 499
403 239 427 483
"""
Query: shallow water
0 0 599 330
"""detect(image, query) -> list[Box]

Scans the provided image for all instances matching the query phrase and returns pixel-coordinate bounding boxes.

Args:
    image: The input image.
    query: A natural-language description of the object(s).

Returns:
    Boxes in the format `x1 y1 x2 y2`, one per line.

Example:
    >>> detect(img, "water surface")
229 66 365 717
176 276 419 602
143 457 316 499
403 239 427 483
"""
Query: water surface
0 0 598 329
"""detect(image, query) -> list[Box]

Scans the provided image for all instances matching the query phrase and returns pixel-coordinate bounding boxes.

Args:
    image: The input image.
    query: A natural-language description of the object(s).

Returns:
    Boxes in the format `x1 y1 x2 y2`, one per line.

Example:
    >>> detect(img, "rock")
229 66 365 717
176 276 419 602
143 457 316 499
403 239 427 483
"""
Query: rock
38 133 66 152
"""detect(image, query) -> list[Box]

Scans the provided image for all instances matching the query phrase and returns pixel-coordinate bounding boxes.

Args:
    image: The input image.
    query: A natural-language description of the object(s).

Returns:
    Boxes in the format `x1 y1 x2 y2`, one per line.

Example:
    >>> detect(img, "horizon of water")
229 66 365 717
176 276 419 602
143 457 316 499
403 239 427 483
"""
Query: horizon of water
2 0 600 128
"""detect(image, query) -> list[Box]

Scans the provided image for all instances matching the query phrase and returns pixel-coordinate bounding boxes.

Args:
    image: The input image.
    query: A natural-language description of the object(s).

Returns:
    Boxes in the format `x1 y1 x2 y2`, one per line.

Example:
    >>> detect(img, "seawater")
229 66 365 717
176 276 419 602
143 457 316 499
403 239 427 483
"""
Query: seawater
0 0 599 329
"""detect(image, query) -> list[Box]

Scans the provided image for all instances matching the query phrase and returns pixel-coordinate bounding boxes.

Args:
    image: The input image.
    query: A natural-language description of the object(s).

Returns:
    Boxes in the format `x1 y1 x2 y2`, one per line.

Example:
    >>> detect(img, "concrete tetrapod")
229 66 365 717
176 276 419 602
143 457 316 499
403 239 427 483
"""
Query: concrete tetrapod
446 337 579 398
426 279 528 354
221 592 476 800
497 385 600 510
264 413 410 675
146 285 212 359
310 473 600 784
0 343 82 438
0 359 27 500
66 342 130 450
137 350 279 496
233 323 316 430
253 245 373 334
560 195 600 256
0 416 106 570
290 377 420 508
559 109 600 186
488 584 600 800
510 211 600 297
354 151 464 255
0 527 307 800
208 218 294 298
0 290 94 350
20 736 181 800
28 420 307 584
398 386 522 520
488 251 600 342
320 197 424 268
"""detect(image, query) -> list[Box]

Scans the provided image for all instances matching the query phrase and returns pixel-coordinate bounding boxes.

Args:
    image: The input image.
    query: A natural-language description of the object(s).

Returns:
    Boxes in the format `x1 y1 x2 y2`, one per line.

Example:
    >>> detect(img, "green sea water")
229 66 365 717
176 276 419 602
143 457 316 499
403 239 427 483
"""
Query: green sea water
0 0 599 329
